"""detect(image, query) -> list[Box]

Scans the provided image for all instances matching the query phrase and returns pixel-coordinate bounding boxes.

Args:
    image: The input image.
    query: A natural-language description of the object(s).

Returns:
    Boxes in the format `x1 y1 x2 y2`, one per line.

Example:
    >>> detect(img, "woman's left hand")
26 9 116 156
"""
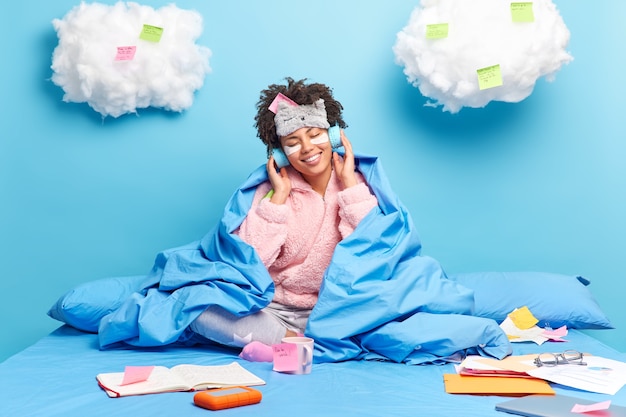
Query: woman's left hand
333 129 358 189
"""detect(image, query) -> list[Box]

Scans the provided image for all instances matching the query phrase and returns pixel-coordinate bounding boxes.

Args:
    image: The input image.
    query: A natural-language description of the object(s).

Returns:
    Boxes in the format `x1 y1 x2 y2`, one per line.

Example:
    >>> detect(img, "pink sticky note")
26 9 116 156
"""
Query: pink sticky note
115 46 137 61
543 325 568 337
543 325 568 341
547 337 568 342
268 93 298 114
571 400 611 414
272 343 299 372
120 365 154 385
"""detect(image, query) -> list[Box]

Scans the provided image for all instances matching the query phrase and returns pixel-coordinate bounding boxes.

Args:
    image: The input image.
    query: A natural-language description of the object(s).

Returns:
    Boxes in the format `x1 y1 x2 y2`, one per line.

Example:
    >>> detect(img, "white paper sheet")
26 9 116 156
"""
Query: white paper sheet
526 356 626 395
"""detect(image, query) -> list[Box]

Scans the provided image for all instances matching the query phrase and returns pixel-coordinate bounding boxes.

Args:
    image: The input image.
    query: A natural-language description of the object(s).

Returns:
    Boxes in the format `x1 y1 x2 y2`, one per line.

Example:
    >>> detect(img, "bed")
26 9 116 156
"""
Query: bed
1 325 625 416
3 159 624 416
1 271 624 417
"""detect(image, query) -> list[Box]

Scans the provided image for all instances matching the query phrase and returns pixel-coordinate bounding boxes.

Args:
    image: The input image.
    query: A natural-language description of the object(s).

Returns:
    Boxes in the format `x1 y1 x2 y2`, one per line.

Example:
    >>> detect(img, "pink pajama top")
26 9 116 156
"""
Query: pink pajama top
235 166 378 309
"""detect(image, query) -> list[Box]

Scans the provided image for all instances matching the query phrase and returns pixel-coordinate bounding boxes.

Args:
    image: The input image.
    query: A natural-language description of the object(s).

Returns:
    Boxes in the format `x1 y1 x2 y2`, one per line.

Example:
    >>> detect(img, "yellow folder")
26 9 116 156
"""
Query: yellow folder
443 374 555 396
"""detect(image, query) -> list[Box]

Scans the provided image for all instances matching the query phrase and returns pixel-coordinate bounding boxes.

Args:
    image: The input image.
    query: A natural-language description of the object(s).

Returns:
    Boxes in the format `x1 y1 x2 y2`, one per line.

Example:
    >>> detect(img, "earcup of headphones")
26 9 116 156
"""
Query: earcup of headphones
271 147 290 169
328 125 342 149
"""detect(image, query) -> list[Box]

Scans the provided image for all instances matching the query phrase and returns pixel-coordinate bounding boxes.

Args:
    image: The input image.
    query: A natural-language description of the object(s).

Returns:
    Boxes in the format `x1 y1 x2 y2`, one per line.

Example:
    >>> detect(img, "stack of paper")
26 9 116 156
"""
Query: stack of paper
446 354 555 395
450 354 626 396
456 354 536 377
501 306 568 345
445 307 626 396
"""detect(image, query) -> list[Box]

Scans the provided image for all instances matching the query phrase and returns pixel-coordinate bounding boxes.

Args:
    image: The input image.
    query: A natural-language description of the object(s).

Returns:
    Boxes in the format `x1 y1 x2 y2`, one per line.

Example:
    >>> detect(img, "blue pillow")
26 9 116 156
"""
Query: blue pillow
47 275 153 332
447 271 613 329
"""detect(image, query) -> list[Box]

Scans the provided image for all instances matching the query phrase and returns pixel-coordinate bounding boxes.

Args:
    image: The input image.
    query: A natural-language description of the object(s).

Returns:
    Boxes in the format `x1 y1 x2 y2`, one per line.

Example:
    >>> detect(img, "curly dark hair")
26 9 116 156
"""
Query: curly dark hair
254 77 347 155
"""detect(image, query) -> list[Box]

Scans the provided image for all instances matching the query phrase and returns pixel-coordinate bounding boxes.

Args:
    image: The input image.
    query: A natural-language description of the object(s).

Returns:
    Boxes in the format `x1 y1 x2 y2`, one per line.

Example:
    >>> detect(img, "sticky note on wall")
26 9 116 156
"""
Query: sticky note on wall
426 23 449 39
140 24 164 42
477 64 503 90
511 2 535 22
115 46 136 61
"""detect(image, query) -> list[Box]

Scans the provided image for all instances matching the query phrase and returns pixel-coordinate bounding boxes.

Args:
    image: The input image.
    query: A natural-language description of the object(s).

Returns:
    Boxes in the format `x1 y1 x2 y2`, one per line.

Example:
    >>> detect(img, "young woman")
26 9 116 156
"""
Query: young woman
96 78 510 364
189 78 378 360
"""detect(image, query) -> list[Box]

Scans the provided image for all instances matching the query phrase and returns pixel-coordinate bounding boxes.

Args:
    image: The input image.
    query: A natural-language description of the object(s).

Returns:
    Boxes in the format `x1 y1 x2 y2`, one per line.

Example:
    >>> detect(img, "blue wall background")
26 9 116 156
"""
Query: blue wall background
1 1 624 362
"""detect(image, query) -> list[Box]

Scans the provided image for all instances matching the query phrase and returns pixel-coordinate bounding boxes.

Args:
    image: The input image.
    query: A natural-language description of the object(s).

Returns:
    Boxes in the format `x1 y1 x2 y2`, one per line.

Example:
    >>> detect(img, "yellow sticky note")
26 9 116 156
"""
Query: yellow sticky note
477 64 503 90
511 2 535 22
508 306 539 330
140 24 164 42
426 23 449 39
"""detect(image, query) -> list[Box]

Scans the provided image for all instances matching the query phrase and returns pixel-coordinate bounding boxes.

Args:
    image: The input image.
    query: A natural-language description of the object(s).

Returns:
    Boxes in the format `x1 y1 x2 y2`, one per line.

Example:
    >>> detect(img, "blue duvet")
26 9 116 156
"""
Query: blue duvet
98 154 511 364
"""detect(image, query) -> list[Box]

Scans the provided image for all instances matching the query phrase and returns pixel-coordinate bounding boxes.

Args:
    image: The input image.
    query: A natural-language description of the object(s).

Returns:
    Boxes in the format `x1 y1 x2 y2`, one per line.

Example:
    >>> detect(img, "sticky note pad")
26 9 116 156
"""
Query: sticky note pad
115 46 136 61
425 23 449 39
121 365 154 385
272 343 298 372
543 325 568 339
268 92 298 113
508 306 539 330
140 24 164 42
571 401 612 414
511 2 535 22
477 64 503 90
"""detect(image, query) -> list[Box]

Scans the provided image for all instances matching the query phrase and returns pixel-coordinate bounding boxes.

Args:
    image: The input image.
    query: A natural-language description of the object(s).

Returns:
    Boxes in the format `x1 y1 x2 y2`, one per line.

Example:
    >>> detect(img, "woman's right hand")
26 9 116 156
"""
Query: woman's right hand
266 155 291 204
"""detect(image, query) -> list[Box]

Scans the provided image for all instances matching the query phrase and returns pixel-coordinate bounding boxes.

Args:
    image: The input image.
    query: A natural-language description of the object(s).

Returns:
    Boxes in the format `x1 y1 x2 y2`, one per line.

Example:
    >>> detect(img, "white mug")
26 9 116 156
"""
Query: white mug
280 336 314 375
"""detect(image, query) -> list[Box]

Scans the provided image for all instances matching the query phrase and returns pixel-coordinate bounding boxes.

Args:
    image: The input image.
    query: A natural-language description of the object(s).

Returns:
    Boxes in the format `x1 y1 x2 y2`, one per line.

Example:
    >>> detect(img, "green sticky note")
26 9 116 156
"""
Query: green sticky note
477 64 503 90
510 2 535 22
139 24 164 42
425 23 449 39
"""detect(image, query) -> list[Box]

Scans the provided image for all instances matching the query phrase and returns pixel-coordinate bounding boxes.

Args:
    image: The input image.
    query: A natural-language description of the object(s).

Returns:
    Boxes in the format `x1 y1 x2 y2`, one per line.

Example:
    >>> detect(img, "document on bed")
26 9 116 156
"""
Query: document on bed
96 362 266 398
526 356 626 395
457 354 537 377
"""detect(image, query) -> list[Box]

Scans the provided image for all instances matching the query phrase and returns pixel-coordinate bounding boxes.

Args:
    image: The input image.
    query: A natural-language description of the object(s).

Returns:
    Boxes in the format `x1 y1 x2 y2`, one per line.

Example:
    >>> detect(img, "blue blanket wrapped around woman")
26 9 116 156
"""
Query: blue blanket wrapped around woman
97 154 512 364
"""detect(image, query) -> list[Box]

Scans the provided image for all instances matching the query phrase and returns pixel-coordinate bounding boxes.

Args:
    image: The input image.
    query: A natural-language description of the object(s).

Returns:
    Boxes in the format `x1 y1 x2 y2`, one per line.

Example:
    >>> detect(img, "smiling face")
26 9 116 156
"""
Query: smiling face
280 126 333 184
255 78 347 157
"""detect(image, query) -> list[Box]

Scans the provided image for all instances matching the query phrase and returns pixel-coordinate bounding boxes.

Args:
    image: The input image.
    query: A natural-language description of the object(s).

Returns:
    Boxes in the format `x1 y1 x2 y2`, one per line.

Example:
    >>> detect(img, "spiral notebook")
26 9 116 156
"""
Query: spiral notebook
495 394 626 417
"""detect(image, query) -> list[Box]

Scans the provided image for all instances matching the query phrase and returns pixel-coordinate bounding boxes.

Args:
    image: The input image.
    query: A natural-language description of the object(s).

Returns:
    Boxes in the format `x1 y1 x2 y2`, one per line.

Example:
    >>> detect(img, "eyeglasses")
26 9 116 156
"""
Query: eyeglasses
534 350 587 367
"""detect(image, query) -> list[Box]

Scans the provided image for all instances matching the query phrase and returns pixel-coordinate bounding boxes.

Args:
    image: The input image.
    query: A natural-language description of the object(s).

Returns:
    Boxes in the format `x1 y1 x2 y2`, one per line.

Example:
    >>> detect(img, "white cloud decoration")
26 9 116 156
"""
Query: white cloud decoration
51 2 211 118
393 0 572 113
